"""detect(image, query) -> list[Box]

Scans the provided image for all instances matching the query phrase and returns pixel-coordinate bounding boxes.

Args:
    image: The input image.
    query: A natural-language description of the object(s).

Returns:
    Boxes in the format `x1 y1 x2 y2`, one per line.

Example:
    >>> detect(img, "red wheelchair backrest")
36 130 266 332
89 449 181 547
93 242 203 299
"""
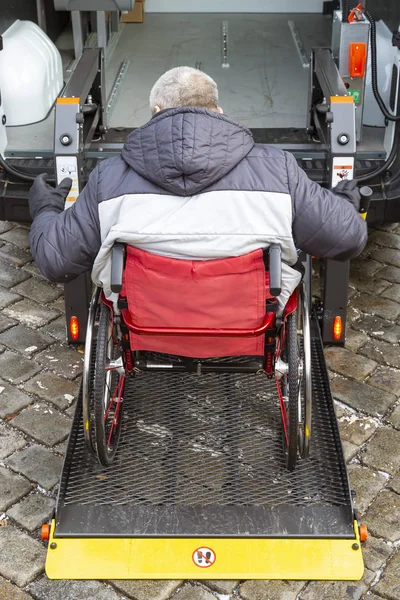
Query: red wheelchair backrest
122 247 270 358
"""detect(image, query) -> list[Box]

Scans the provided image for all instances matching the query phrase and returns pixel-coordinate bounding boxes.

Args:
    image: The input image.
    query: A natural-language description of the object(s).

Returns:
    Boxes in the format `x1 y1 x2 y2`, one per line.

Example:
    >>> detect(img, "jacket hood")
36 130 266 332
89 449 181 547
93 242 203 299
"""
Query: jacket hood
121 107 254 196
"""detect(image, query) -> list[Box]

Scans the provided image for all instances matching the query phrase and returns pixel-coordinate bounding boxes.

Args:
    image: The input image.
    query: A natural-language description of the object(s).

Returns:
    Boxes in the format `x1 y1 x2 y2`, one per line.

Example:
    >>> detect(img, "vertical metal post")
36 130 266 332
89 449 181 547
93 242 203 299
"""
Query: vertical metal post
321 260 350 344
36 0 47 32
111 11 120 33
71 11 84 59
96 11 108 52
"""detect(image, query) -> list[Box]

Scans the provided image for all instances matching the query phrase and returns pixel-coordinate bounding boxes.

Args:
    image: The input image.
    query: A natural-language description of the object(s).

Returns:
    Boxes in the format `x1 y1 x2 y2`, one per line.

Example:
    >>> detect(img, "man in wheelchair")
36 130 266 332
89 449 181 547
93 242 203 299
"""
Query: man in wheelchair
28 66 367 470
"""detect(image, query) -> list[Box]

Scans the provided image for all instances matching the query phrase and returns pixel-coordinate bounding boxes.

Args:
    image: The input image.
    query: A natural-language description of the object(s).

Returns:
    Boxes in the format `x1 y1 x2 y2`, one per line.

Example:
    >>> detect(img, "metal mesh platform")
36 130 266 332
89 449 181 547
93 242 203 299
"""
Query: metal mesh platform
56 316 354 538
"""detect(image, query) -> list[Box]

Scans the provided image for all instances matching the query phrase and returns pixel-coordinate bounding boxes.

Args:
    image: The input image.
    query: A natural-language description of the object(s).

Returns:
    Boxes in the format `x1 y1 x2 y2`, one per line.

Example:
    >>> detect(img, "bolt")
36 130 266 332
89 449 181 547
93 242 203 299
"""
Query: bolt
62 136 69 144
50 542 57 549
352 543 359 551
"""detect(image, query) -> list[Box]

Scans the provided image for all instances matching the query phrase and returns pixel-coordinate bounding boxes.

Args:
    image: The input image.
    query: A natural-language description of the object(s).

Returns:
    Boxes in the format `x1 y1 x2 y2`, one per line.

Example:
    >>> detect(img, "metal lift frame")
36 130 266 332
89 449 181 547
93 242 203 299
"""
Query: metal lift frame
1 44 397 343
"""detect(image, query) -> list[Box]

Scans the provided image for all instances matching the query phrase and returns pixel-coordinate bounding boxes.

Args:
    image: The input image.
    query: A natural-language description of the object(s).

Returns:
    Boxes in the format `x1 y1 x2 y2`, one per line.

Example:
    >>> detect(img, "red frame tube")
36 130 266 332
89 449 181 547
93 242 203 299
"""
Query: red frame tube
120 309 275 338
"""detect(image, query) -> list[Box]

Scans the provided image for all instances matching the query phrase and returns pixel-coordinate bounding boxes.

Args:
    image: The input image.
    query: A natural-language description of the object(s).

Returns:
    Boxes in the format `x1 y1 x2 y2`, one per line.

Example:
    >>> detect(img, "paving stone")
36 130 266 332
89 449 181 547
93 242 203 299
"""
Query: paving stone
0 577 33 600
331 377 395 417
376 265 400 284
0 351 41 384
350 259 384 279
349 275 390 296
389 471 400 494
382 283 400 303
359 339 400 369
0 286 22 309
325 347 378 381
362 536 393 572
339 414 377 447
367 366 400 396
373 550 400 600
240 580 305 600
0 380 33 419
166 584 214 600
371 247 400 268
0 422 27 459
387 403 400 429
0 466 32 510
342 440 359 463
23 372 78 410
0 526 45 587
110 580 182 600
0 260 30 289
0 314 17 333
364 490 400 541
202 580 239 594
4 299 59 328
22 262 47 280
369 230 400 250
373 222 399 232
344 328 370 353
361 427 400 474
298 571 373 600
0 324 54 357
0 227 31 249
0 222 15 234
347 464 387 515
12 278 62 304
49 295 66 313
42 316 67 342
29 579 121 600
0 243 32 266
10 403 71 447
6 445 63 490
35 345 83 380
352 314 400 345
351 293 400 321
7 493 55 532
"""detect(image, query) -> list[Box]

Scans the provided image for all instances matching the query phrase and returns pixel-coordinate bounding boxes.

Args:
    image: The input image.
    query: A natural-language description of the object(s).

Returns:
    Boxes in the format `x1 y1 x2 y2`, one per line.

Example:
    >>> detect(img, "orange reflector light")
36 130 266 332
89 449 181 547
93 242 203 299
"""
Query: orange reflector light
69 316 80 341
333 316 343 341
41 523 50 541
359 524 368 542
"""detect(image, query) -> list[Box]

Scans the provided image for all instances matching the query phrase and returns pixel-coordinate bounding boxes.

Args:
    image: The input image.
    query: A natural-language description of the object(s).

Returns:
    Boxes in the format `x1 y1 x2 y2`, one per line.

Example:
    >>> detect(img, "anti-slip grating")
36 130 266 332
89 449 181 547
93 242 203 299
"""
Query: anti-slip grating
60 317 351 516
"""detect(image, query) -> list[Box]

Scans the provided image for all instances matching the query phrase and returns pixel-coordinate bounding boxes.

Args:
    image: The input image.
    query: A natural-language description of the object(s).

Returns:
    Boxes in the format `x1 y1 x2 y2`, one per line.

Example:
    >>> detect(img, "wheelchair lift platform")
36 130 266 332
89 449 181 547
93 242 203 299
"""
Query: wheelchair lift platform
46 314 364 580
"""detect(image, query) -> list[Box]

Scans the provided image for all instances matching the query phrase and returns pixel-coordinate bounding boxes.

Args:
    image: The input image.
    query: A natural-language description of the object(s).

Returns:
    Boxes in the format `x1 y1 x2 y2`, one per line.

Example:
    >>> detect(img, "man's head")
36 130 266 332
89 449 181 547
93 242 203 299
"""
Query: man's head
149 66 223 115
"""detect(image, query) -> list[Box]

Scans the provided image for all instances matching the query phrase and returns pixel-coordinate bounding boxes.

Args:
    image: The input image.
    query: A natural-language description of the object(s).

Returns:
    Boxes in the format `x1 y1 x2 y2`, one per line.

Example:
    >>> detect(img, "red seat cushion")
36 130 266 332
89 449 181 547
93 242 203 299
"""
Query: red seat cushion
122 247 268 358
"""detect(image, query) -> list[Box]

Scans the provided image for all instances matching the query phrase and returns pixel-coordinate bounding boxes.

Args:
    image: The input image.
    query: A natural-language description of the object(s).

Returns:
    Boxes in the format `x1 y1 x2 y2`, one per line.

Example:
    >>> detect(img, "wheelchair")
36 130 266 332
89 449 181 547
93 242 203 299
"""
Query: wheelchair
82 243 312 472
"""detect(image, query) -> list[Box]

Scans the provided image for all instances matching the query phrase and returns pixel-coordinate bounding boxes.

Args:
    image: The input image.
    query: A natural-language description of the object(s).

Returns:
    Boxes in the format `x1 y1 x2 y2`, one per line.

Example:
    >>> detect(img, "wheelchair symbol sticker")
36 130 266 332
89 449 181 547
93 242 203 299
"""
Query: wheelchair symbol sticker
192 547 216 568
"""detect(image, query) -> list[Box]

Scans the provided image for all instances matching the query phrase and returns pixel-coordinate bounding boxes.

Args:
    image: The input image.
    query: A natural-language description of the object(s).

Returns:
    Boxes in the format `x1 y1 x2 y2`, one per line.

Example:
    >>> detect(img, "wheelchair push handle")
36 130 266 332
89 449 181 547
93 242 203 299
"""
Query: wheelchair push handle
269 243 282 297
110 243 126 293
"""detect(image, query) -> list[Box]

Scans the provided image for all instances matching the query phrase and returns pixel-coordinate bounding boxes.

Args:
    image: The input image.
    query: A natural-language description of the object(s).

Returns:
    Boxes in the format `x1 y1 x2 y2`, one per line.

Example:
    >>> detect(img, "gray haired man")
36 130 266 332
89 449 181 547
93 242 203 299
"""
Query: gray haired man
29 66 367 306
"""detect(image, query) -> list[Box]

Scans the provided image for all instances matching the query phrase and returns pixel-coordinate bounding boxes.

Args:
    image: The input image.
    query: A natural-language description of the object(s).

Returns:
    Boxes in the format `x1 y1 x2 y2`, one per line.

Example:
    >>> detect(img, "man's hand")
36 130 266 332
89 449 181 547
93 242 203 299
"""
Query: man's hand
333 179 361 212
29 173 72 220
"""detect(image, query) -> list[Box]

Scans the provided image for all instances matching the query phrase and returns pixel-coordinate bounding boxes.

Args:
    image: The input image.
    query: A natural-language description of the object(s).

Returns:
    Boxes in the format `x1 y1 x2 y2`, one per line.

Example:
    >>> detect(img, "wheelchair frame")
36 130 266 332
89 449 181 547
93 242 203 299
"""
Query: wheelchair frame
82 244 312 471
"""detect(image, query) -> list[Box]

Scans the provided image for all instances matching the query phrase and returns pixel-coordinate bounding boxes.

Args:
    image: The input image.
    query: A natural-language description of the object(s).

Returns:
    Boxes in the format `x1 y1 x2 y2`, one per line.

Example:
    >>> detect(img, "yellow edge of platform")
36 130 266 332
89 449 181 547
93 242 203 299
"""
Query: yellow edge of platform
45 520 364 580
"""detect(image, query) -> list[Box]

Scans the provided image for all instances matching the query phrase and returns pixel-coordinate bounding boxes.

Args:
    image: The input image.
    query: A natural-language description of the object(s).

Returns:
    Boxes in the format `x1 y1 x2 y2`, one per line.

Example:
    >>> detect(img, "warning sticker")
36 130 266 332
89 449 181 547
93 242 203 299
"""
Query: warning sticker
348 89 361 104
55 156 80 209
192 547 216 568
331 156 354 187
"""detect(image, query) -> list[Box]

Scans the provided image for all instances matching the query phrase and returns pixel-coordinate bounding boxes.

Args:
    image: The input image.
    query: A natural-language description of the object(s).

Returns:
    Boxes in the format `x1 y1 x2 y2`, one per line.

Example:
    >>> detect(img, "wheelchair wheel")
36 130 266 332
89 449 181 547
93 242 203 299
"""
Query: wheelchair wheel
278 310 299 471
82 287 101 456
94 302 125 466
297 282 312 459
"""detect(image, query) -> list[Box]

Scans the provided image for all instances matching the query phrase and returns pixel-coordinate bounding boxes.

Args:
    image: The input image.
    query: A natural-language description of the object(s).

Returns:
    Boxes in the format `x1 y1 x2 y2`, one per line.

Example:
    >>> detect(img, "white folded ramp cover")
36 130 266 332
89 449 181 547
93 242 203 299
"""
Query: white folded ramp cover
0 20 63 126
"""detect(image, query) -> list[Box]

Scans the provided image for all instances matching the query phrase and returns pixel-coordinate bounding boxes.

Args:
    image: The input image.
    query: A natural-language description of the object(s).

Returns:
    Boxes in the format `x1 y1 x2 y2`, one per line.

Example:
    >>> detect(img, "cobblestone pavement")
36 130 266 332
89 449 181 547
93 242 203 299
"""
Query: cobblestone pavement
0 221 399 600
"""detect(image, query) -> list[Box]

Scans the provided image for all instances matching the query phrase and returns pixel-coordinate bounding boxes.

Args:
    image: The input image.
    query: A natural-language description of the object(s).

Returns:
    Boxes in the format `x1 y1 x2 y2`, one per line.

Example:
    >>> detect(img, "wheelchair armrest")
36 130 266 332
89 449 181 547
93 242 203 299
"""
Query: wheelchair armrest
269 243 282 297
110 243 126 293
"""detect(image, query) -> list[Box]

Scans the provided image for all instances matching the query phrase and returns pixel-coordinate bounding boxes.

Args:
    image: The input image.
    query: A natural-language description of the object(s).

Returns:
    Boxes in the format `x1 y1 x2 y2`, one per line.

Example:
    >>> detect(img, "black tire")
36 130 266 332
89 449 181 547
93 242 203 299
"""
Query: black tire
94 303 125 466
280 310 299 471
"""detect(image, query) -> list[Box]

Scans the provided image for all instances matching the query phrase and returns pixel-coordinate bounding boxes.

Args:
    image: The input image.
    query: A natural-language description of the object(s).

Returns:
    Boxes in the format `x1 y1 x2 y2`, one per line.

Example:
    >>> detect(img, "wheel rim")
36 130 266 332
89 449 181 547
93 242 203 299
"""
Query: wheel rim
102 318 125 455
298 283 312 459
